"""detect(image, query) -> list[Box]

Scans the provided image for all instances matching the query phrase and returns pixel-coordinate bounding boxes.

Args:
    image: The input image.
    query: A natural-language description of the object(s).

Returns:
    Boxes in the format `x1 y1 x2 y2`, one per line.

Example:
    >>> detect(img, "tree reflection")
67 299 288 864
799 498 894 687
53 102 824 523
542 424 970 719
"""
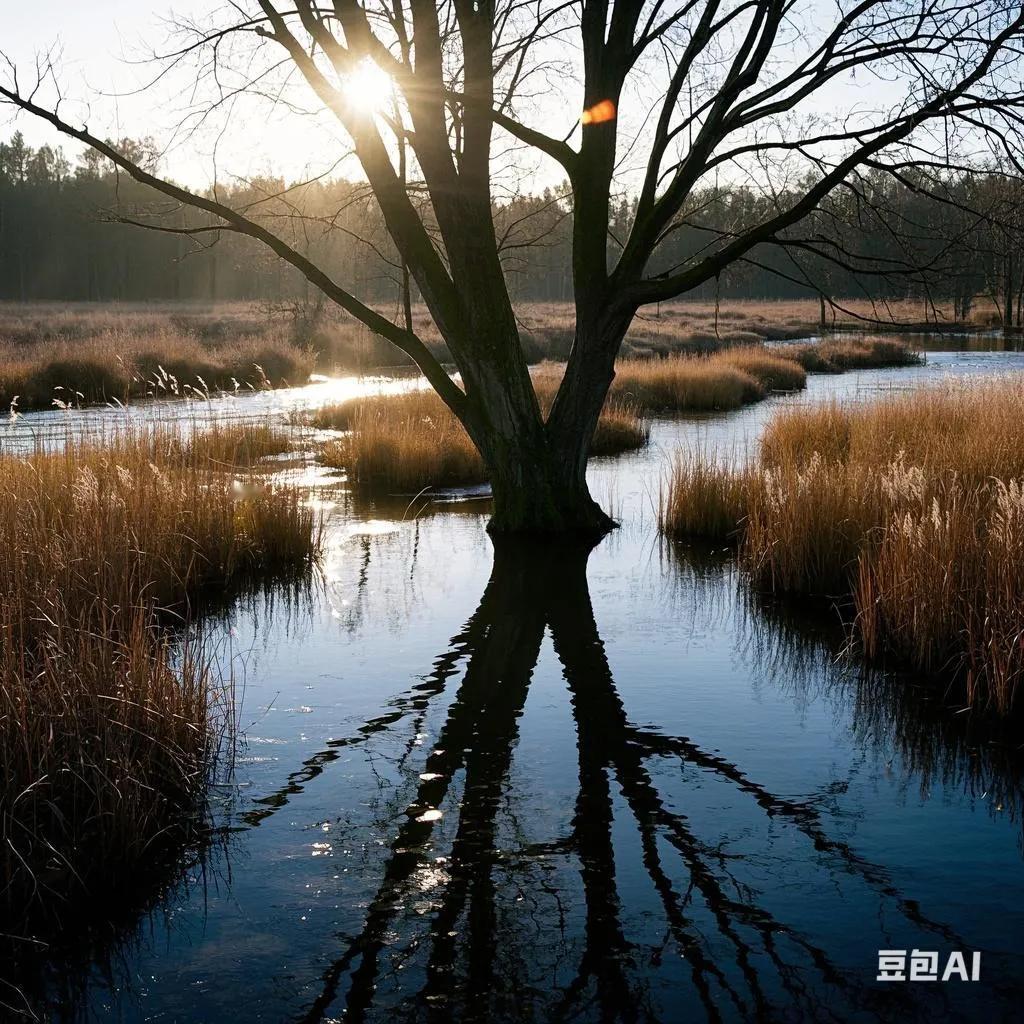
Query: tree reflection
287 538 1008 1024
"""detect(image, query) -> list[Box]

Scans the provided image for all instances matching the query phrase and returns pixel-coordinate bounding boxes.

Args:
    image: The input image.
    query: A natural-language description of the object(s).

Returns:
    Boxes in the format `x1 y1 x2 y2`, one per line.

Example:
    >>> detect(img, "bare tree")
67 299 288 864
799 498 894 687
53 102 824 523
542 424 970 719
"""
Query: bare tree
3 1 1024 533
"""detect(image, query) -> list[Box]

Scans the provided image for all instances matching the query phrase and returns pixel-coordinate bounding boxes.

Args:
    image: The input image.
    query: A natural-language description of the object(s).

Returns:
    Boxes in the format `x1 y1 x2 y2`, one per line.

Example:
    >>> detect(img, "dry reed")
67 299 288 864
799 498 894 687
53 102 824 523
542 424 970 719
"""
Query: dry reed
1 422 321 932
317 377 650 491
612 356 763 412
661 378 1024 715
614 338 916 415
0 301 929 410
785 336 925 373
716 346 808 392
0 322 315 411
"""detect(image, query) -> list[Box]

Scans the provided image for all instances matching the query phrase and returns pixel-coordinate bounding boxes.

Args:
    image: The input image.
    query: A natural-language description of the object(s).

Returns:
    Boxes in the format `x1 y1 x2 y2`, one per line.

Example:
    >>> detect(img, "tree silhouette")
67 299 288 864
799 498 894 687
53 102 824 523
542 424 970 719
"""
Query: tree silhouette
5 2 1024 531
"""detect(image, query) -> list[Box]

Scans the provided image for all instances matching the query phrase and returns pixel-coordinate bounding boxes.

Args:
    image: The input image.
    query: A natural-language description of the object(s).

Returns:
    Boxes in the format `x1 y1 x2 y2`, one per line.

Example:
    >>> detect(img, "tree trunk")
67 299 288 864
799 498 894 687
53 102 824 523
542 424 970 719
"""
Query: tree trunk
1004 251 1015 327
484 440 614 535
464 362 615 536
444 311 618 536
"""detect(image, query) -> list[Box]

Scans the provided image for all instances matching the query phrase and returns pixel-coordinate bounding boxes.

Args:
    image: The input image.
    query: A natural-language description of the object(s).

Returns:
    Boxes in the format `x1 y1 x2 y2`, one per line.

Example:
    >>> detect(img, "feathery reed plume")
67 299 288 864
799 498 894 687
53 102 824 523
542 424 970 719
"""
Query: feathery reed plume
661 378 1024 715
0 422 320 937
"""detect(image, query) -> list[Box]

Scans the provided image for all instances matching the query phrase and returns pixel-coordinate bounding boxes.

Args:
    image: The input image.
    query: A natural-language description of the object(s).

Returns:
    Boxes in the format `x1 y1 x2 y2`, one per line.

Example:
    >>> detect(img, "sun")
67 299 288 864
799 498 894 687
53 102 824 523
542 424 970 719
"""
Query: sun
343 58 397 116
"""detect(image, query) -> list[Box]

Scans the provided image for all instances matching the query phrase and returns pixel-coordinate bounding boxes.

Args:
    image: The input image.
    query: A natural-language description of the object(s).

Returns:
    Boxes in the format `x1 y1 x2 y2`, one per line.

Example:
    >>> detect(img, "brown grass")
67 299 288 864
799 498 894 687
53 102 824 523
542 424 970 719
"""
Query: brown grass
661 449 751 539
716 346 808 392
612 356 763 412
1 422 321 932
171 419 296 468
614 338 918 415
0 301 930 408
317 375 650 491
517 298 983 360
661 378 1024 715
784 336 925 373
312 336 917 492
0 326 316 411
321 389 483 489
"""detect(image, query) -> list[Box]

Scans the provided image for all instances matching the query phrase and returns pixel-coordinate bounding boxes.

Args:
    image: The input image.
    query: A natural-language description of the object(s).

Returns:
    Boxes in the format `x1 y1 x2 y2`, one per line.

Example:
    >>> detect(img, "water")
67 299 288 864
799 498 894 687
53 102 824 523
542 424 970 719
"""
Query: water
8 345 1024 1023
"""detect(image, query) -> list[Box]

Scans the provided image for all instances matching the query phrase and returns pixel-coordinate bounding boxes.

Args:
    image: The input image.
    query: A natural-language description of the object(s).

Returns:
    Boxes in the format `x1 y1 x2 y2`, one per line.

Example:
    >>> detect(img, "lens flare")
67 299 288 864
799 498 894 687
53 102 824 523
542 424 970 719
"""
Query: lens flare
582 99 616 125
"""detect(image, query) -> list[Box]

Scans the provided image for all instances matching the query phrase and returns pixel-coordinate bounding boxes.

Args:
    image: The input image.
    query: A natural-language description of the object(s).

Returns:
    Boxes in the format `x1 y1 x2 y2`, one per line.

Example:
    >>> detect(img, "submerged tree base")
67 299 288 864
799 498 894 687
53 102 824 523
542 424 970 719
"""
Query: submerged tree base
486 491 618 537
484 449 618 537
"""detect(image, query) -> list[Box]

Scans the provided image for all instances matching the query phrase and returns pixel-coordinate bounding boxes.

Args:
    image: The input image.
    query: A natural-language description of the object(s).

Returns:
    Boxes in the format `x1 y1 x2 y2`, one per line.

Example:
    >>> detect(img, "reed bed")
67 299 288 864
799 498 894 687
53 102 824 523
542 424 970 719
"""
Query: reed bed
320 389 483 489
0 328 315 411
0 297 921 416
613 338 917 414
0 301 929 410
169 419 296 468
661 378 1024 715
312 336 916 492
316 374 650 491
716 346 809 392
1 423 320 933
784 336 925 373
612 356 763 412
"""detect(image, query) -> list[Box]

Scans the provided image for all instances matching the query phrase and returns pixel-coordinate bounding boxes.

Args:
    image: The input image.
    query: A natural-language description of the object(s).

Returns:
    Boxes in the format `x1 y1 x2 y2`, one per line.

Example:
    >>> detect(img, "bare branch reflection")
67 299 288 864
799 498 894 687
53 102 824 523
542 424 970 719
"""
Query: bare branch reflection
285 538 1015 1023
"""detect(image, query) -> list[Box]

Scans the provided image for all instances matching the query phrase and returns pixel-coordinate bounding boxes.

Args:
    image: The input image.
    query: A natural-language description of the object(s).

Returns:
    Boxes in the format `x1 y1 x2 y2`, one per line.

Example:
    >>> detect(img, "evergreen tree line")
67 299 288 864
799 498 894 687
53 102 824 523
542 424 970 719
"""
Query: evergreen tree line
2 131 1022 321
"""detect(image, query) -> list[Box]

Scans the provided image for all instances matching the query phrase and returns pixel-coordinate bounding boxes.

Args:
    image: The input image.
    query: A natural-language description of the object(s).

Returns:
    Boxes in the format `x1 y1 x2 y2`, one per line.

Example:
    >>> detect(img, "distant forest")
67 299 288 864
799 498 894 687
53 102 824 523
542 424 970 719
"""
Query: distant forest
2 131 1023 321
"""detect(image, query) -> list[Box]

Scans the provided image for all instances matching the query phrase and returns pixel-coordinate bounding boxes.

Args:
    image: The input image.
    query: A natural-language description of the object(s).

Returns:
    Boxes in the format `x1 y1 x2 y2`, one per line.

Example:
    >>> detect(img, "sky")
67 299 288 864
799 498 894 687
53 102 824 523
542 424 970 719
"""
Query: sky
1 1 938 196
2 1 362 186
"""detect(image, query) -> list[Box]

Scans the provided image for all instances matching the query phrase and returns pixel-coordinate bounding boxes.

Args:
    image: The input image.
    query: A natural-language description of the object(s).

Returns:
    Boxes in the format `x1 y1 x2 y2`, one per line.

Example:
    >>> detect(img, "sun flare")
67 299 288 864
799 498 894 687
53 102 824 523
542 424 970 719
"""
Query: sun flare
343 58 396 115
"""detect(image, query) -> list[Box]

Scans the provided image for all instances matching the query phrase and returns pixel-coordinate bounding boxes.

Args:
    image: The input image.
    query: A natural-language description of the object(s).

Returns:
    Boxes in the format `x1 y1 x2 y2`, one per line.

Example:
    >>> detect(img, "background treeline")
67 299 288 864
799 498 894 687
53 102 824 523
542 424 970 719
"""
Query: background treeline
2 131 1022 322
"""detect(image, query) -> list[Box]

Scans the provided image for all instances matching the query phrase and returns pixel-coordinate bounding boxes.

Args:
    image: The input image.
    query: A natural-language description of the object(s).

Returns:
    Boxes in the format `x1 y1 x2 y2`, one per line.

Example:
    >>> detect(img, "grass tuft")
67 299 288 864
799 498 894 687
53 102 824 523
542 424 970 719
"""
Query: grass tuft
661 378 1024 715
317 377 650 491
612 356 763 412
0 423 320 933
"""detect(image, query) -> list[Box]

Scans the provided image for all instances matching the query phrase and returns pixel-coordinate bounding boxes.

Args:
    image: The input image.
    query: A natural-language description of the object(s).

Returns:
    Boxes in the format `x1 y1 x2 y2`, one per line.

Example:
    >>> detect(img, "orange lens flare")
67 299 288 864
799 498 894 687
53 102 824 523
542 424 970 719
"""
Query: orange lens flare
581 99 616 125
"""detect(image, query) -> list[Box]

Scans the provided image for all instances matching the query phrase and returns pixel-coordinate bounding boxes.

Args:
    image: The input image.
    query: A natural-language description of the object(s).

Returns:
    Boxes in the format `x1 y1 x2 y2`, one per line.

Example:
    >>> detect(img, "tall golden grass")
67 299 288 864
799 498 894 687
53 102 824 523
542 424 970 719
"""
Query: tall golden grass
613 338 917 414
661 378 1024 715
612 356 763 411
717 346 809 392
0 300 933 409
1 422 320 931
319 389 483 489
0 325 315 411
311 338 916 492
317 375 650 491
169 419 296 468
785 336 925 373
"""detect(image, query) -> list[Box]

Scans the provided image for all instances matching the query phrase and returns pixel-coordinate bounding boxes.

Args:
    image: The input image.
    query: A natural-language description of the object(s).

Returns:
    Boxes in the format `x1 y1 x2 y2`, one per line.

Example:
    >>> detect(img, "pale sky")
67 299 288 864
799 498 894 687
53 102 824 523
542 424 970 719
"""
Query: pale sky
2 1 938 195
2 1 363 187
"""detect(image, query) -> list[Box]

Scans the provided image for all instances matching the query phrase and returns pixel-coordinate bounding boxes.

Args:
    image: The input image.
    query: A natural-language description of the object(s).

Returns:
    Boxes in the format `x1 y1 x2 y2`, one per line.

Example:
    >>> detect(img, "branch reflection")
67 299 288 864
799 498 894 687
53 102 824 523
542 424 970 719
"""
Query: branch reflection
293 538 1016 1023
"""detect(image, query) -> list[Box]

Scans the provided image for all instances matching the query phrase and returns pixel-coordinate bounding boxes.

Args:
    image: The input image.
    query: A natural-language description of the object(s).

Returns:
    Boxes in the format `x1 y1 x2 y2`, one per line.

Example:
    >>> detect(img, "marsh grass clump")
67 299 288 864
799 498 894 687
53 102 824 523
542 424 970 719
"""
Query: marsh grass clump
317 378 649 491
785 336 924 373
2 610 215 932
0 327 315 411
586 398 650 456
313 336 917 494
717 346 809 392
611 341 824 414
321 389 483 489
0 426 321 935
168 420 296 468
612 355 763 412
661 450 753 539
661 378 1024 715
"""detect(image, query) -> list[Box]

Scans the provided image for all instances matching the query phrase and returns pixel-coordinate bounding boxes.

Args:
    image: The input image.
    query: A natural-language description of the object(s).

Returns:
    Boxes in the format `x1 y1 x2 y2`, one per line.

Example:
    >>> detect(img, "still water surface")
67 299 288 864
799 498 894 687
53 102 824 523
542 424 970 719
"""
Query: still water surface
8 345 1024 1023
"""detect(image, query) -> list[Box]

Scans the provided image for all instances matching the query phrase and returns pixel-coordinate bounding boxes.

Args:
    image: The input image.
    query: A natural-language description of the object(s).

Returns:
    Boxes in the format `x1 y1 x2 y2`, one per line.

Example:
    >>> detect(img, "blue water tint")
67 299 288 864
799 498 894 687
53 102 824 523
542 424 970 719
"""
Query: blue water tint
11 345 1024 1023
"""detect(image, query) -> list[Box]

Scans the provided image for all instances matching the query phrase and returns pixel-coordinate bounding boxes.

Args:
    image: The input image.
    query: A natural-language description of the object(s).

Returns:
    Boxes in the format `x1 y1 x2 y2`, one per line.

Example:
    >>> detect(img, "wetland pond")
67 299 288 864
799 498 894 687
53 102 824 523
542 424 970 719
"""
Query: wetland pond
6 343 1024 1023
